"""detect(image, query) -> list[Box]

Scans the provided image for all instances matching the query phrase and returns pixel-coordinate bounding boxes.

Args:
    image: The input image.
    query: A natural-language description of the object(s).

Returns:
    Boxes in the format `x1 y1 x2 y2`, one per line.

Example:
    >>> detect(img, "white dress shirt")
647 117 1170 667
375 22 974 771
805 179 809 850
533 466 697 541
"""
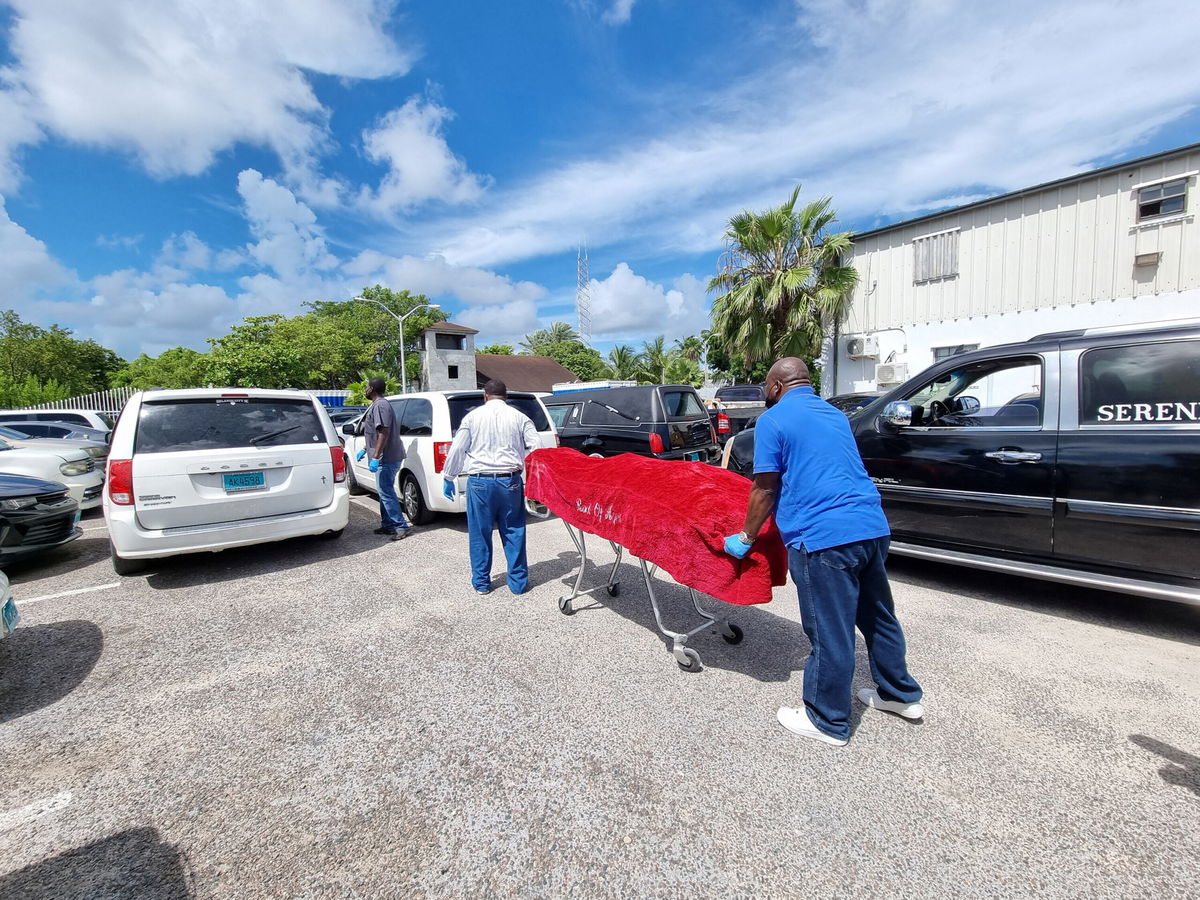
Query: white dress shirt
442 398 540 478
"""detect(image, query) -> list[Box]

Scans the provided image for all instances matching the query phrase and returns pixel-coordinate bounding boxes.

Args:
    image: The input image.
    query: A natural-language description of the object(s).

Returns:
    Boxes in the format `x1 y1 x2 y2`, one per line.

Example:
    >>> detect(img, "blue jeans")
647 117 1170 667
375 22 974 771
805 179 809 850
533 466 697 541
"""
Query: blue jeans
788 536 922 740
466 473 528 593
376 461 408 531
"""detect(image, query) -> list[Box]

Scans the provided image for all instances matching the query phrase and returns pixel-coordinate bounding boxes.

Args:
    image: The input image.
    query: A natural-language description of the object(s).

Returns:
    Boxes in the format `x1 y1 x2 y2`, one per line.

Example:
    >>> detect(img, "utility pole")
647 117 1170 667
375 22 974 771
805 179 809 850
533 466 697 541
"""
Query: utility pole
576 246 592 346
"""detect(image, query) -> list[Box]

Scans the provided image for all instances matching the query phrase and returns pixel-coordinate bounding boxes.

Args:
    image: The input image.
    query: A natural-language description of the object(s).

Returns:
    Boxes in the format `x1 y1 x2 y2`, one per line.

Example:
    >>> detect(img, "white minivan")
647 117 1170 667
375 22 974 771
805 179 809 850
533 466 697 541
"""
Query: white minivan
104 389 350 575
340 390 558 524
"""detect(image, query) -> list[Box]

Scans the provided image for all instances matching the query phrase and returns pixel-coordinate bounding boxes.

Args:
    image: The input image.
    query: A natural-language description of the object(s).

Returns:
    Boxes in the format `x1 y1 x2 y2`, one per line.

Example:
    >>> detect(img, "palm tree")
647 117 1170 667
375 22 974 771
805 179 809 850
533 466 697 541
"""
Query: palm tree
673 335 704 364
546 321 580 343
520 321 580 354
664 356 703 388
708 186 858 369
607 344 639 381
637 336 669 384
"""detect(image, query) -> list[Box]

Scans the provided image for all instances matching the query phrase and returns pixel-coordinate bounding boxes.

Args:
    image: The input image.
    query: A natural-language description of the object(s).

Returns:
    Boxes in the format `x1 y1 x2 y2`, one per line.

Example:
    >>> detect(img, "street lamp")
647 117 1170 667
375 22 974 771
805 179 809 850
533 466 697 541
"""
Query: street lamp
352 296 441 394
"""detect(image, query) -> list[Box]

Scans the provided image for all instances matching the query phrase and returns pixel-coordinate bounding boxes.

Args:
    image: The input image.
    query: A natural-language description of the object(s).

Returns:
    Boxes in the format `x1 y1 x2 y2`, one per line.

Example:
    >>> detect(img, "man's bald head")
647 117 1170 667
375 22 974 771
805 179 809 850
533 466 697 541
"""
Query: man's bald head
764 357 811 407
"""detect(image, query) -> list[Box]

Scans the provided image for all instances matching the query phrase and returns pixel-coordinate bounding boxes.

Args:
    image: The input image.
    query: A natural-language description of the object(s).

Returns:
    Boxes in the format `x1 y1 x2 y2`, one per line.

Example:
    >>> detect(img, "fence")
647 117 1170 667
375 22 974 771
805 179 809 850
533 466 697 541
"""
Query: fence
18 386 352 413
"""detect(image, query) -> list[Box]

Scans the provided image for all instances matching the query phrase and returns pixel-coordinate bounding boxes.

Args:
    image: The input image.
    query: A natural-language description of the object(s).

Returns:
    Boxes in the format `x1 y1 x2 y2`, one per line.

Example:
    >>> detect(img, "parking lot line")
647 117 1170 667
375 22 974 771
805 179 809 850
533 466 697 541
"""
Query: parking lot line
20 583 121 606
0 791 73 833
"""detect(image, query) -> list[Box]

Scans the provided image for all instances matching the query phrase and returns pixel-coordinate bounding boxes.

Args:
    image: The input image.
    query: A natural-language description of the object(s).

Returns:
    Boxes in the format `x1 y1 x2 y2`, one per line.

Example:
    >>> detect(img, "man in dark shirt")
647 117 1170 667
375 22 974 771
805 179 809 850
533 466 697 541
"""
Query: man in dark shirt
358 377 410 540
724 358 923 746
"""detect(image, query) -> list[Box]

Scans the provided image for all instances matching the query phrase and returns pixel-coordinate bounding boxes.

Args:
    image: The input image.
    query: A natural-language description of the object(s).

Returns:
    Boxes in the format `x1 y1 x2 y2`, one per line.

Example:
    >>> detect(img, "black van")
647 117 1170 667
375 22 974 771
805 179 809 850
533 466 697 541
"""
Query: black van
723 319 1200 605
543 384 719 462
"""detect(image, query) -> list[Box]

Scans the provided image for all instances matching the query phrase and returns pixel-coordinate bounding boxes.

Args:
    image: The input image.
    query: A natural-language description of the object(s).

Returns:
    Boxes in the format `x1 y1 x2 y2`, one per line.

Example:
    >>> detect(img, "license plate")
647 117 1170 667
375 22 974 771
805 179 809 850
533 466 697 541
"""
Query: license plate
223 471 266 492
684 451 703 461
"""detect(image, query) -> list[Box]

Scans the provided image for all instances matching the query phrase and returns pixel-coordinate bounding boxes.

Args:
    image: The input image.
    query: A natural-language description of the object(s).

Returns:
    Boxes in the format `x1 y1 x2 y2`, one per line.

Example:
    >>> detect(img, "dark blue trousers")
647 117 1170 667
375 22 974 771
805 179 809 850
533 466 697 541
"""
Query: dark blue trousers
788 536 923 740
466 473 528 593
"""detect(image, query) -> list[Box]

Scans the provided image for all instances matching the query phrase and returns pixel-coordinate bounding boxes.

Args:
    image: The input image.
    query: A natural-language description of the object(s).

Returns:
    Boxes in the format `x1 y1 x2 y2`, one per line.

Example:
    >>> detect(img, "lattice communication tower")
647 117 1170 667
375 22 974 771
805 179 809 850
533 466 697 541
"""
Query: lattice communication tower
576 246 592 346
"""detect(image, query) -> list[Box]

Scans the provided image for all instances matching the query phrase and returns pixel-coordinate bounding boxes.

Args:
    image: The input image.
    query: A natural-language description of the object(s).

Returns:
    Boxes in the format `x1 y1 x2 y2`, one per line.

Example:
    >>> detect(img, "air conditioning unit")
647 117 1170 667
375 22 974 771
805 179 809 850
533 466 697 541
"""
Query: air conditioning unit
846 336 879 360
875 362 908 386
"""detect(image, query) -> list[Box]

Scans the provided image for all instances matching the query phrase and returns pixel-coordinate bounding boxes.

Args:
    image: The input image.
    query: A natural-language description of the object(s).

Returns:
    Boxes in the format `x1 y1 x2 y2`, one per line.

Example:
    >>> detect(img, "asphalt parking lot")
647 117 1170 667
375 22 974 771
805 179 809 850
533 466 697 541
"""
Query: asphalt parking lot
1 498 1198 898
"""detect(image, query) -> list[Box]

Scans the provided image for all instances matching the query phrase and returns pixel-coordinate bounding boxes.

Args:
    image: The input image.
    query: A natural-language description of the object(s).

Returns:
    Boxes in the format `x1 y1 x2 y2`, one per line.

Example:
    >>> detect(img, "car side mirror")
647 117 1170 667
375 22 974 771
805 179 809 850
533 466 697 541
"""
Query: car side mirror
954 396 980 414
881 400 913 427
341 423 356 436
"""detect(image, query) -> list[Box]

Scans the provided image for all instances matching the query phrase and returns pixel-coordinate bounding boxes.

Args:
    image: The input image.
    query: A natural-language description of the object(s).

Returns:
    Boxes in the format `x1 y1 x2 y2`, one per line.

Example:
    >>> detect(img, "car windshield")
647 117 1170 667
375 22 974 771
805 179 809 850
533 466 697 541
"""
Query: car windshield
448 396 551 431
0 426 30 439
717 387 763 402
135 398 325 453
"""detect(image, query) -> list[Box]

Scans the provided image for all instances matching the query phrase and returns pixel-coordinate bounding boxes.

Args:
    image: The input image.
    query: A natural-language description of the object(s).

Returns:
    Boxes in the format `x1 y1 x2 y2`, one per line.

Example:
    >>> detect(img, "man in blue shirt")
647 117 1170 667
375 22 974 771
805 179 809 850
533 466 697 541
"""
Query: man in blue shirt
724 358 923 746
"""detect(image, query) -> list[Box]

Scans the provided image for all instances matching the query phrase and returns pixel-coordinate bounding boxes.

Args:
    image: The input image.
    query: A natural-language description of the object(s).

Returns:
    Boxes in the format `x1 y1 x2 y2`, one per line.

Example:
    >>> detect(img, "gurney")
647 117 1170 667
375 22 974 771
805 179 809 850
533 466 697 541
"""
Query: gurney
525 448 788 671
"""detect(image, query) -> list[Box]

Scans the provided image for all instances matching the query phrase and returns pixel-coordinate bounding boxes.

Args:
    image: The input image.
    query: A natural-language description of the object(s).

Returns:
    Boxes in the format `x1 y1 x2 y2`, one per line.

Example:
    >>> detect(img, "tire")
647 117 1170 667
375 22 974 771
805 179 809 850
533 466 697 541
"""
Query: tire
346 457 367 495
401 474 435 525
606 582 621 597
675 647 702 672
111 547 147 576
558 596 574 615
721 623 744 645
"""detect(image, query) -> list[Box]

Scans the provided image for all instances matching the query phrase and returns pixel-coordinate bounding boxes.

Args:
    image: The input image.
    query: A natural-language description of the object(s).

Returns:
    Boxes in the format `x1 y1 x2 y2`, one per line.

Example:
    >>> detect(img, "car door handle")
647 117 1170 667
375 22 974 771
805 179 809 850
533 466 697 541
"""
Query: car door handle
985 449 1042 463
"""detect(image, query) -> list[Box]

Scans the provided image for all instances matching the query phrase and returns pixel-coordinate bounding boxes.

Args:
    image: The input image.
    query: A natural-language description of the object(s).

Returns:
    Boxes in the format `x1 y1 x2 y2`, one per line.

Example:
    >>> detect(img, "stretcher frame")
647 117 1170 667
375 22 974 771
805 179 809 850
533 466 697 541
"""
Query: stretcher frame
553 518 744 671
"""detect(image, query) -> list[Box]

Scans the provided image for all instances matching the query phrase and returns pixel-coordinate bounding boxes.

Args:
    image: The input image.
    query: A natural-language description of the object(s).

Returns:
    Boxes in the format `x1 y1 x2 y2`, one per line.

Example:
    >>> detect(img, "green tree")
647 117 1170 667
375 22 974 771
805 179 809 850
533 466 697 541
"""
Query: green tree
663 356 704 388
636 336 670 384
606 344 639 381
521 321 580 354
205 315 307 389
113 347 210 389
0 310 125 397
542 341 610 382
346 370 400 405
479 343 514 355
673 335 704 364
708 185 858 370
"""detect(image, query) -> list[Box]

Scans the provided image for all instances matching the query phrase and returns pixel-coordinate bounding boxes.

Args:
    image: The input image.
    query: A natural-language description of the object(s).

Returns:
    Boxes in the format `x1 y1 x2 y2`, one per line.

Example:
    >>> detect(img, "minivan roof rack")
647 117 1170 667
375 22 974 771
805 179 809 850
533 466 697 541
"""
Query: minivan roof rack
1029 317 1200 342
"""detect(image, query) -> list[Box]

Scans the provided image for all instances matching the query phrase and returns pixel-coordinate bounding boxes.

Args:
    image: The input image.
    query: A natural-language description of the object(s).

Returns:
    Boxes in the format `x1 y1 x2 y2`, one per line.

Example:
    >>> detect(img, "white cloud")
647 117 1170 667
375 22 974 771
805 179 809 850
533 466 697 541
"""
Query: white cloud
0 81 41 194
589 263 709 340
346 250 546 306
602 0 638 25
457 299 542 344
359 97 489 214
425 0 1200 268
237 170 338 279
0 196 71 297
0 0 412 203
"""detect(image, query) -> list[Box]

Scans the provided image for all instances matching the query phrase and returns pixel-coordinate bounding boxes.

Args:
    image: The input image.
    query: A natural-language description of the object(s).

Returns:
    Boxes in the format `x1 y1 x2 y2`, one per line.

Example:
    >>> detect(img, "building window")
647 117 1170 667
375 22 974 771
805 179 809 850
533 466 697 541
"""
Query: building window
1137 178 1187 221
932 343 979 362
435 334 465 350
447 365 459 380
913 229 959 284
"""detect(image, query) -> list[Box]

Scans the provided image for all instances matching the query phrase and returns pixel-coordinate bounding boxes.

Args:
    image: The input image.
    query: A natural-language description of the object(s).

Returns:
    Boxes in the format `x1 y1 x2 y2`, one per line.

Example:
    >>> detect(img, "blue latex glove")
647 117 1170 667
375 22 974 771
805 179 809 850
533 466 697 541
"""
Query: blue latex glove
723 533 752 559
356 449 366 461
368 458 380 473
442 479 456 500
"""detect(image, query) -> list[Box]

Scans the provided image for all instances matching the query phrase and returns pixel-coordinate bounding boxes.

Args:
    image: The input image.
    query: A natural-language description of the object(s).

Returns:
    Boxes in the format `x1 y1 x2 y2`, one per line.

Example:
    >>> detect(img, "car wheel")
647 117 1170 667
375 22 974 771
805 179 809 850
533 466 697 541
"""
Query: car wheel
110 547 147 576
401 474 435 525
345 457 367 495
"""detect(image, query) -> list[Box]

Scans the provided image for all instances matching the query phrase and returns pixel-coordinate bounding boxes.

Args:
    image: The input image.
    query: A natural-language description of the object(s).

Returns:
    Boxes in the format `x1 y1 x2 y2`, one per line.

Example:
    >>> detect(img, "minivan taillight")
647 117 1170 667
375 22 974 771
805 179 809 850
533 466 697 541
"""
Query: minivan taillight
329 447 346 483
648 433 665 454
434 441 452 473
108 459 134 505
717 412 731 434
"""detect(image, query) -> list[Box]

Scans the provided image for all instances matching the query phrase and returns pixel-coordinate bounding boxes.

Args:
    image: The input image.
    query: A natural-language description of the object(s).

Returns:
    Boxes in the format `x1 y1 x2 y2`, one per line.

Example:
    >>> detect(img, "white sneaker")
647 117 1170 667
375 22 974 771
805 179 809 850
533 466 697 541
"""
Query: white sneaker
857 688 925 720
776 707 848 746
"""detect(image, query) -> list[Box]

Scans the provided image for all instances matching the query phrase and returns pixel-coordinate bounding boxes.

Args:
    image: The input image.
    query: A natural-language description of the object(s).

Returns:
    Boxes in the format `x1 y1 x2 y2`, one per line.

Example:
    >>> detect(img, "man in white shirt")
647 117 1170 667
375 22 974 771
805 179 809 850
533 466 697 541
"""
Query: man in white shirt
442 379 541 595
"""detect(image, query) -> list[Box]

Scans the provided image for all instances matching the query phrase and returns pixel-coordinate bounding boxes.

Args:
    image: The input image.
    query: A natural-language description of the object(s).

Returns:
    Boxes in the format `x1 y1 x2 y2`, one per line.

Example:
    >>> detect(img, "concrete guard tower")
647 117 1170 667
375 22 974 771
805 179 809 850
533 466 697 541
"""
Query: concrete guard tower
420 322 479 392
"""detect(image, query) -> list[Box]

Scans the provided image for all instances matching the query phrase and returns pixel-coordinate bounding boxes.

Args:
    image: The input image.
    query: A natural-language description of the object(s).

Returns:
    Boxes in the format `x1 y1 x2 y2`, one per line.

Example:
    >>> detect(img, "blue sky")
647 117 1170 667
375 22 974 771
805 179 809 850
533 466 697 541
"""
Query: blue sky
2 0 1199 361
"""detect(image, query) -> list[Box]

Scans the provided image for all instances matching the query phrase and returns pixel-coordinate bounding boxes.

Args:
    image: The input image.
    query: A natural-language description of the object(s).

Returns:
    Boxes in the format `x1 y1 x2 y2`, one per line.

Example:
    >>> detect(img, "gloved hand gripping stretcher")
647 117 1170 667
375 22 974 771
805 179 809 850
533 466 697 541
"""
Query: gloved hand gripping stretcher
525 448 788 671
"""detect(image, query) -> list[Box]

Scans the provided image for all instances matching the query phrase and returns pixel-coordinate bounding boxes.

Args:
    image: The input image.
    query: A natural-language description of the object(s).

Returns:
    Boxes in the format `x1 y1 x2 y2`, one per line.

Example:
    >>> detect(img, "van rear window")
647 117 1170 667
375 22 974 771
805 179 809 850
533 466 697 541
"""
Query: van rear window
449 396 550 432
135 398 325 453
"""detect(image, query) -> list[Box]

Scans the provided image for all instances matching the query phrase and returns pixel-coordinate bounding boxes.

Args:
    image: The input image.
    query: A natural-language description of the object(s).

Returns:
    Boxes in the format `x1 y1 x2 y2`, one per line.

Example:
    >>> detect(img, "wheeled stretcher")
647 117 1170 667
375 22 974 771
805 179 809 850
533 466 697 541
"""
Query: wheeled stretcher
524 448 788 672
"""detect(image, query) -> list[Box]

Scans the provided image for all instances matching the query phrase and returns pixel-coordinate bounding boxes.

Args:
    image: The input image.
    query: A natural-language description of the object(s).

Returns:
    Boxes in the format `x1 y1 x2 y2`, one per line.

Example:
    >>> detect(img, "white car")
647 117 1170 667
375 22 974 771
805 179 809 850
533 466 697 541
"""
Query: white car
340 390 558 524
0 409 114 433
0 425 108 466
0 437 104 509
104 388 350 575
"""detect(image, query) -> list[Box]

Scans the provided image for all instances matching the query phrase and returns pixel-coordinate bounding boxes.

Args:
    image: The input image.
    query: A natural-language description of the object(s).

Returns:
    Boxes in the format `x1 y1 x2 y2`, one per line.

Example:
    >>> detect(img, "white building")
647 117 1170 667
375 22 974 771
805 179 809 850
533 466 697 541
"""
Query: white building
827 142 1199 395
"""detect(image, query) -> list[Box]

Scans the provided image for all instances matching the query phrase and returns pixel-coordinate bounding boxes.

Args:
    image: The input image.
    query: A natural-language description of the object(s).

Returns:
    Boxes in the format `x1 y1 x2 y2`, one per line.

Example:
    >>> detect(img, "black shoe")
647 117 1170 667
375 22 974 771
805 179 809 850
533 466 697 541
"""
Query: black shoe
390 528 412 541
374 527 397 535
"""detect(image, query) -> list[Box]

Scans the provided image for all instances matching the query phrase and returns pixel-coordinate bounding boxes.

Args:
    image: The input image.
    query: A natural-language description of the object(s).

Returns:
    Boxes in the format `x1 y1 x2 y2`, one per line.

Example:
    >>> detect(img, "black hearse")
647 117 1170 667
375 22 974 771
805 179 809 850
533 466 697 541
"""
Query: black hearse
724 319 1200 605
543 384 720 462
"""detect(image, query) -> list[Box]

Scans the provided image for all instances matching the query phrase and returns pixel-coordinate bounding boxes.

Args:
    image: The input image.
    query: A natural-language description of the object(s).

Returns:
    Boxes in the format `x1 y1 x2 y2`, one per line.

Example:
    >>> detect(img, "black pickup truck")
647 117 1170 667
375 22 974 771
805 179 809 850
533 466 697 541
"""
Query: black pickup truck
708 384 766 444
721 319 1200 607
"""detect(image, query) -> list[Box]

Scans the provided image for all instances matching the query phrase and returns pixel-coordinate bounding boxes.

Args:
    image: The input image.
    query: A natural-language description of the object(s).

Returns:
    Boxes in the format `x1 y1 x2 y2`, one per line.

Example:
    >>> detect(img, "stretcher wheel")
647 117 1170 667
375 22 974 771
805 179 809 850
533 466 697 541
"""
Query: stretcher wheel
558 596 574 616
674 647 702 672
606 582 621 597
721 624 744 645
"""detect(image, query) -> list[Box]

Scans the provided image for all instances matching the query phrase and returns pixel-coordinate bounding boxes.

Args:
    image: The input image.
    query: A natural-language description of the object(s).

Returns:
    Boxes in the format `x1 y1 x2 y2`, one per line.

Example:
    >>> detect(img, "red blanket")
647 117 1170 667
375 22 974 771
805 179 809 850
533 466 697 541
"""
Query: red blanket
525 448 787 606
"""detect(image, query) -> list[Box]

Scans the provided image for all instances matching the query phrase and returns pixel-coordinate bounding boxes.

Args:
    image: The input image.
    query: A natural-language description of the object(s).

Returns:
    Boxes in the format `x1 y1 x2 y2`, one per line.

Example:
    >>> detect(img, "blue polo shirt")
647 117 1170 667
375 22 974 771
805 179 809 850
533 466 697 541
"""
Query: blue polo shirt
753 386 889 551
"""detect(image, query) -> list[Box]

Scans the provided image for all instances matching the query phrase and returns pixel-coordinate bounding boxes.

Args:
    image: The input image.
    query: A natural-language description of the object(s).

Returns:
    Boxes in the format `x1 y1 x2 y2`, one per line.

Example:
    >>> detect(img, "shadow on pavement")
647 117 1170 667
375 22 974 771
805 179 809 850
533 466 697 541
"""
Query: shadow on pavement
885 556 1200 646
0 620 103 725
526 550 810 683
1129 734 1200 797
0 827 193 900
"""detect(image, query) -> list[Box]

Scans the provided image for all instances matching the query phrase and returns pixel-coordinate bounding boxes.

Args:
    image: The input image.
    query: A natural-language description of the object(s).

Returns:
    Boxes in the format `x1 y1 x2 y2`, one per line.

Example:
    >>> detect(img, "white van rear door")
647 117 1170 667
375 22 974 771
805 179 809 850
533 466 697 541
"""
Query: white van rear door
131 396 335 530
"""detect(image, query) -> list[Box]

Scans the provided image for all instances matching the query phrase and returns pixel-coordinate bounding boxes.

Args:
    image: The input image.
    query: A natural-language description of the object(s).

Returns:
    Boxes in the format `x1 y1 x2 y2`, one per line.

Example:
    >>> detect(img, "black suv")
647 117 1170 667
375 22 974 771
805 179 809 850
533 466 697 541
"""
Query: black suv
543 384 719 462
724 319 1199 605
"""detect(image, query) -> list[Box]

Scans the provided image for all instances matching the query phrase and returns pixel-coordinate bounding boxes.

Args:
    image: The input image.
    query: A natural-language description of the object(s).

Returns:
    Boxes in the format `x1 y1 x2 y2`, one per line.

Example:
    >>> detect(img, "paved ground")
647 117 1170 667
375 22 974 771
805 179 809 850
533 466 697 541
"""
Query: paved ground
1 498 1198 899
